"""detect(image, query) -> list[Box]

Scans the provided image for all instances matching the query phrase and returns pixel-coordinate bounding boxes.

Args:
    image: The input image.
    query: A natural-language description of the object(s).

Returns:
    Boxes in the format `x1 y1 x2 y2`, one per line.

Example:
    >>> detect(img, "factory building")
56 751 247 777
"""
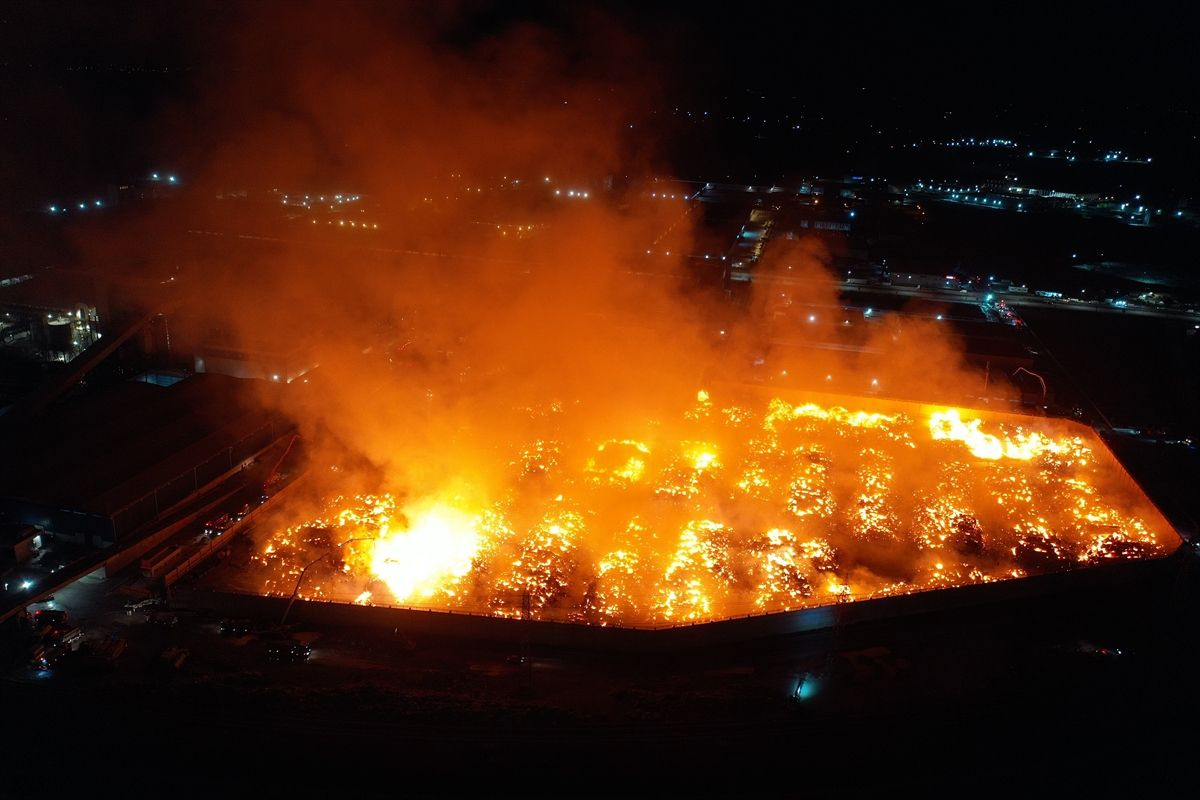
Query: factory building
0 373 293 546
195 340 314 384
0 269 104 364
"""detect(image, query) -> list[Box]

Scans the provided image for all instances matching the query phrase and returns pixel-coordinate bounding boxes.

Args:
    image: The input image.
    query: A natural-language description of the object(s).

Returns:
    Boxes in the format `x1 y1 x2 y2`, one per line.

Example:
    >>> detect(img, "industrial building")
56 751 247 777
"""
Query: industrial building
0 269 104 364
0 373 293 545
195 338 315 384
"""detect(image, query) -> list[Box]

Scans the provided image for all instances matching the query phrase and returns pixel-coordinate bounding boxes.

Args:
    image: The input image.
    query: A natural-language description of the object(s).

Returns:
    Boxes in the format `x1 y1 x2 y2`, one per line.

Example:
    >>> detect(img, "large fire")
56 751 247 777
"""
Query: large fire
251 389 1177 627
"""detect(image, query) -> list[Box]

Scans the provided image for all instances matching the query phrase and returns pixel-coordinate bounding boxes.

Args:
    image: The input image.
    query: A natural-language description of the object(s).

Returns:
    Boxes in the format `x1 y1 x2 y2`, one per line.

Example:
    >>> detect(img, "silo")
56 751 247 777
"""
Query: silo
46 317 74 352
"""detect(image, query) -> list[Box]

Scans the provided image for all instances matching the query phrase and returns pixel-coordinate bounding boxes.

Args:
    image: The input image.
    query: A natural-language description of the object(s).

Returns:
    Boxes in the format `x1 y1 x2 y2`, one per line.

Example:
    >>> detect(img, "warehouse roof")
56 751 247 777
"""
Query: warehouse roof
0 373 283 513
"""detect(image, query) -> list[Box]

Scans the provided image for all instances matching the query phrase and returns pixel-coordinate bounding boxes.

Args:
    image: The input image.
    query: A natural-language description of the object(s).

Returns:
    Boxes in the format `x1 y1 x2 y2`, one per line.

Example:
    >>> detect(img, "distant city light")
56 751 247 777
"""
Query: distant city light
808 314 816 323
151 172 160 180
94 200 102 207
78 203 85 210
48 205 57 213
168 175 177 183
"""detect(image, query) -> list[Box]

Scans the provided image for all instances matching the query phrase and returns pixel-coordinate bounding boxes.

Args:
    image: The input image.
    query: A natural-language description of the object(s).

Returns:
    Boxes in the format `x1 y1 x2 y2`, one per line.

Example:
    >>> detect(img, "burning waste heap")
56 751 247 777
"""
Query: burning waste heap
139 3 1177 631
249 389 1177 627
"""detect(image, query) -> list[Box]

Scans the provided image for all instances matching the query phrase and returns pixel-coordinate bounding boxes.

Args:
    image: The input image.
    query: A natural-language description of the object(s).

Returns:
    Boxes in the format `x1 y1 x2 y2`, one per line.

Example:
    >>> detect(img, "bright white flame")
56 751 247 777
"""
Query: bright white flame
929 408 1063 460
370 504 482 601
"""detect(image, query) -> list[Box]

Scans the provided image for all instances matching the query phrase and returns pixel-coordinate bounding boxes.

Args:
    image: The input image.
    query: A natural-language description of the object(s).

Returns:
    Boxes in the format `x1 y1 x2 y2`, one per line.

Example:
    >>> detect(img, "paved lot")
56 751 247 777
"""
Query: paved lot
8 547 1200 794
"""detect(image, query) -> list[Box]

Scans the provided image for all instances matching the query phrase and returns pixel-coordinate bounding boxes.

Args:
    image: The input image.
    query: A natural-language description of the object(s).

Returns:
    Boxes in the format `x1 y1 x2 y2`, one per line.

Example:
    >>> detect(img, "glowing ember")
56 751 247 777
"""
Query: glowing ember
251 391 1178 626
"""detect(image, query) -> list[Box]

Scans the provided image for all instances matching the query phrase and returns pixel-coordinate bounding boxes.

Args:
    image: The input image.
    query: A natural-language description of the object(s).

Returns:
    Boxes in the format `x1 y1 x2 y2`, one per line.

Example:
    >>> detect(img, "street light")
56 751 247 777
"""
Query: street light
280 536 376 626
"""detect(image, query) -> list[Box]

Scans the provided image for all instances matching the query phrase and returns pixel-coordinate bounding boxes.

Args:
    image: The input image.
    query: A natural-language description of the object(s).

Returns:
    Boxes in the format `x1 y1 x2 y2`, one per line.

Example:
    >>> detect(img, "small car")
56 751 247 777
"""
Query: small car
265 640 311 662
203 514 234 538
219 618 253 636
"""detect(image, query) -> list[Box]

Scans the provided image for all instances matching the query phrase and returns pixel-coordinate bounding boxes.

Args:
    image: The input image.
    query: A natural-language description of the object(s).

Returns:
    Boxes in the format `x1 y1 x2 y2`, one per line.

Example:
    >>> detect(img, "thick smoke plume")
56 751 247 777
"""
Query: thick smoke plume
71 2 1003 493
158 2 726 497
75 3 1159 625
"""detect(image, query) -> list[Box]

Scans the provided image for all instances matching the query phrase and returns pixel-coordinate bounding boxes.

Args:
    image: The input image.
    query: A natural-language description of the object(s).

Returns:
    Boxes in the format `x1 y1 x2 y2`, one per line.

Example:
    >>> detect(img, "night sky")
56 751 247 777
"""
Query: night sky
2 1 1196 208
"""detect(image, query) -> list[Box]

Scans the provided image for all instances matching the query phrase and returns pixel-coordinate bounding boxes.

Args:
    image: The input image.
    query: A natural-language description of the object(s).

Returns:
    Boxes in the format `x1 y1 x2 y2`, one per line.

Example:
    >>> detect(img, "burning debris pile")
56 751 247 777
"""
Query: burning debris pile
249 389 1177 627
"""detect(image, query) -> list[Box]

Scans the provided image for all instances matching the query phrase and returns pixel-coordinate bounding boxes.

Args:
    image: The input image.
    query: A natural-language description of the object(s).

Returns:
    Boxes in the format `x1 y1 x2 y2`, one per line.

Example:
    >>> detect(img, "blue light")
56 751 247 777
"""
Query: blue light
168 175 177 183
794 672 822 701
49 205 57 213
78 203 86 210
94 199 102 207
151 172 160 180
848 210 856 218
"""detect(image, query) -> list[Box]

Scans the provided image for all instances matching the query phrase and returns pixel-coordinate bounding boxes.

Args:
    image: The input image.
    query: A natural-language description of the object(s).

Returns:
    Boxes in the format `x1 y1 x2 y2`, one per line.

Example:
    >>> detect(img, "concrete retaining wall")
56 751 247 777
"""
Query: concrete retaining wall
174 552 1176 653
